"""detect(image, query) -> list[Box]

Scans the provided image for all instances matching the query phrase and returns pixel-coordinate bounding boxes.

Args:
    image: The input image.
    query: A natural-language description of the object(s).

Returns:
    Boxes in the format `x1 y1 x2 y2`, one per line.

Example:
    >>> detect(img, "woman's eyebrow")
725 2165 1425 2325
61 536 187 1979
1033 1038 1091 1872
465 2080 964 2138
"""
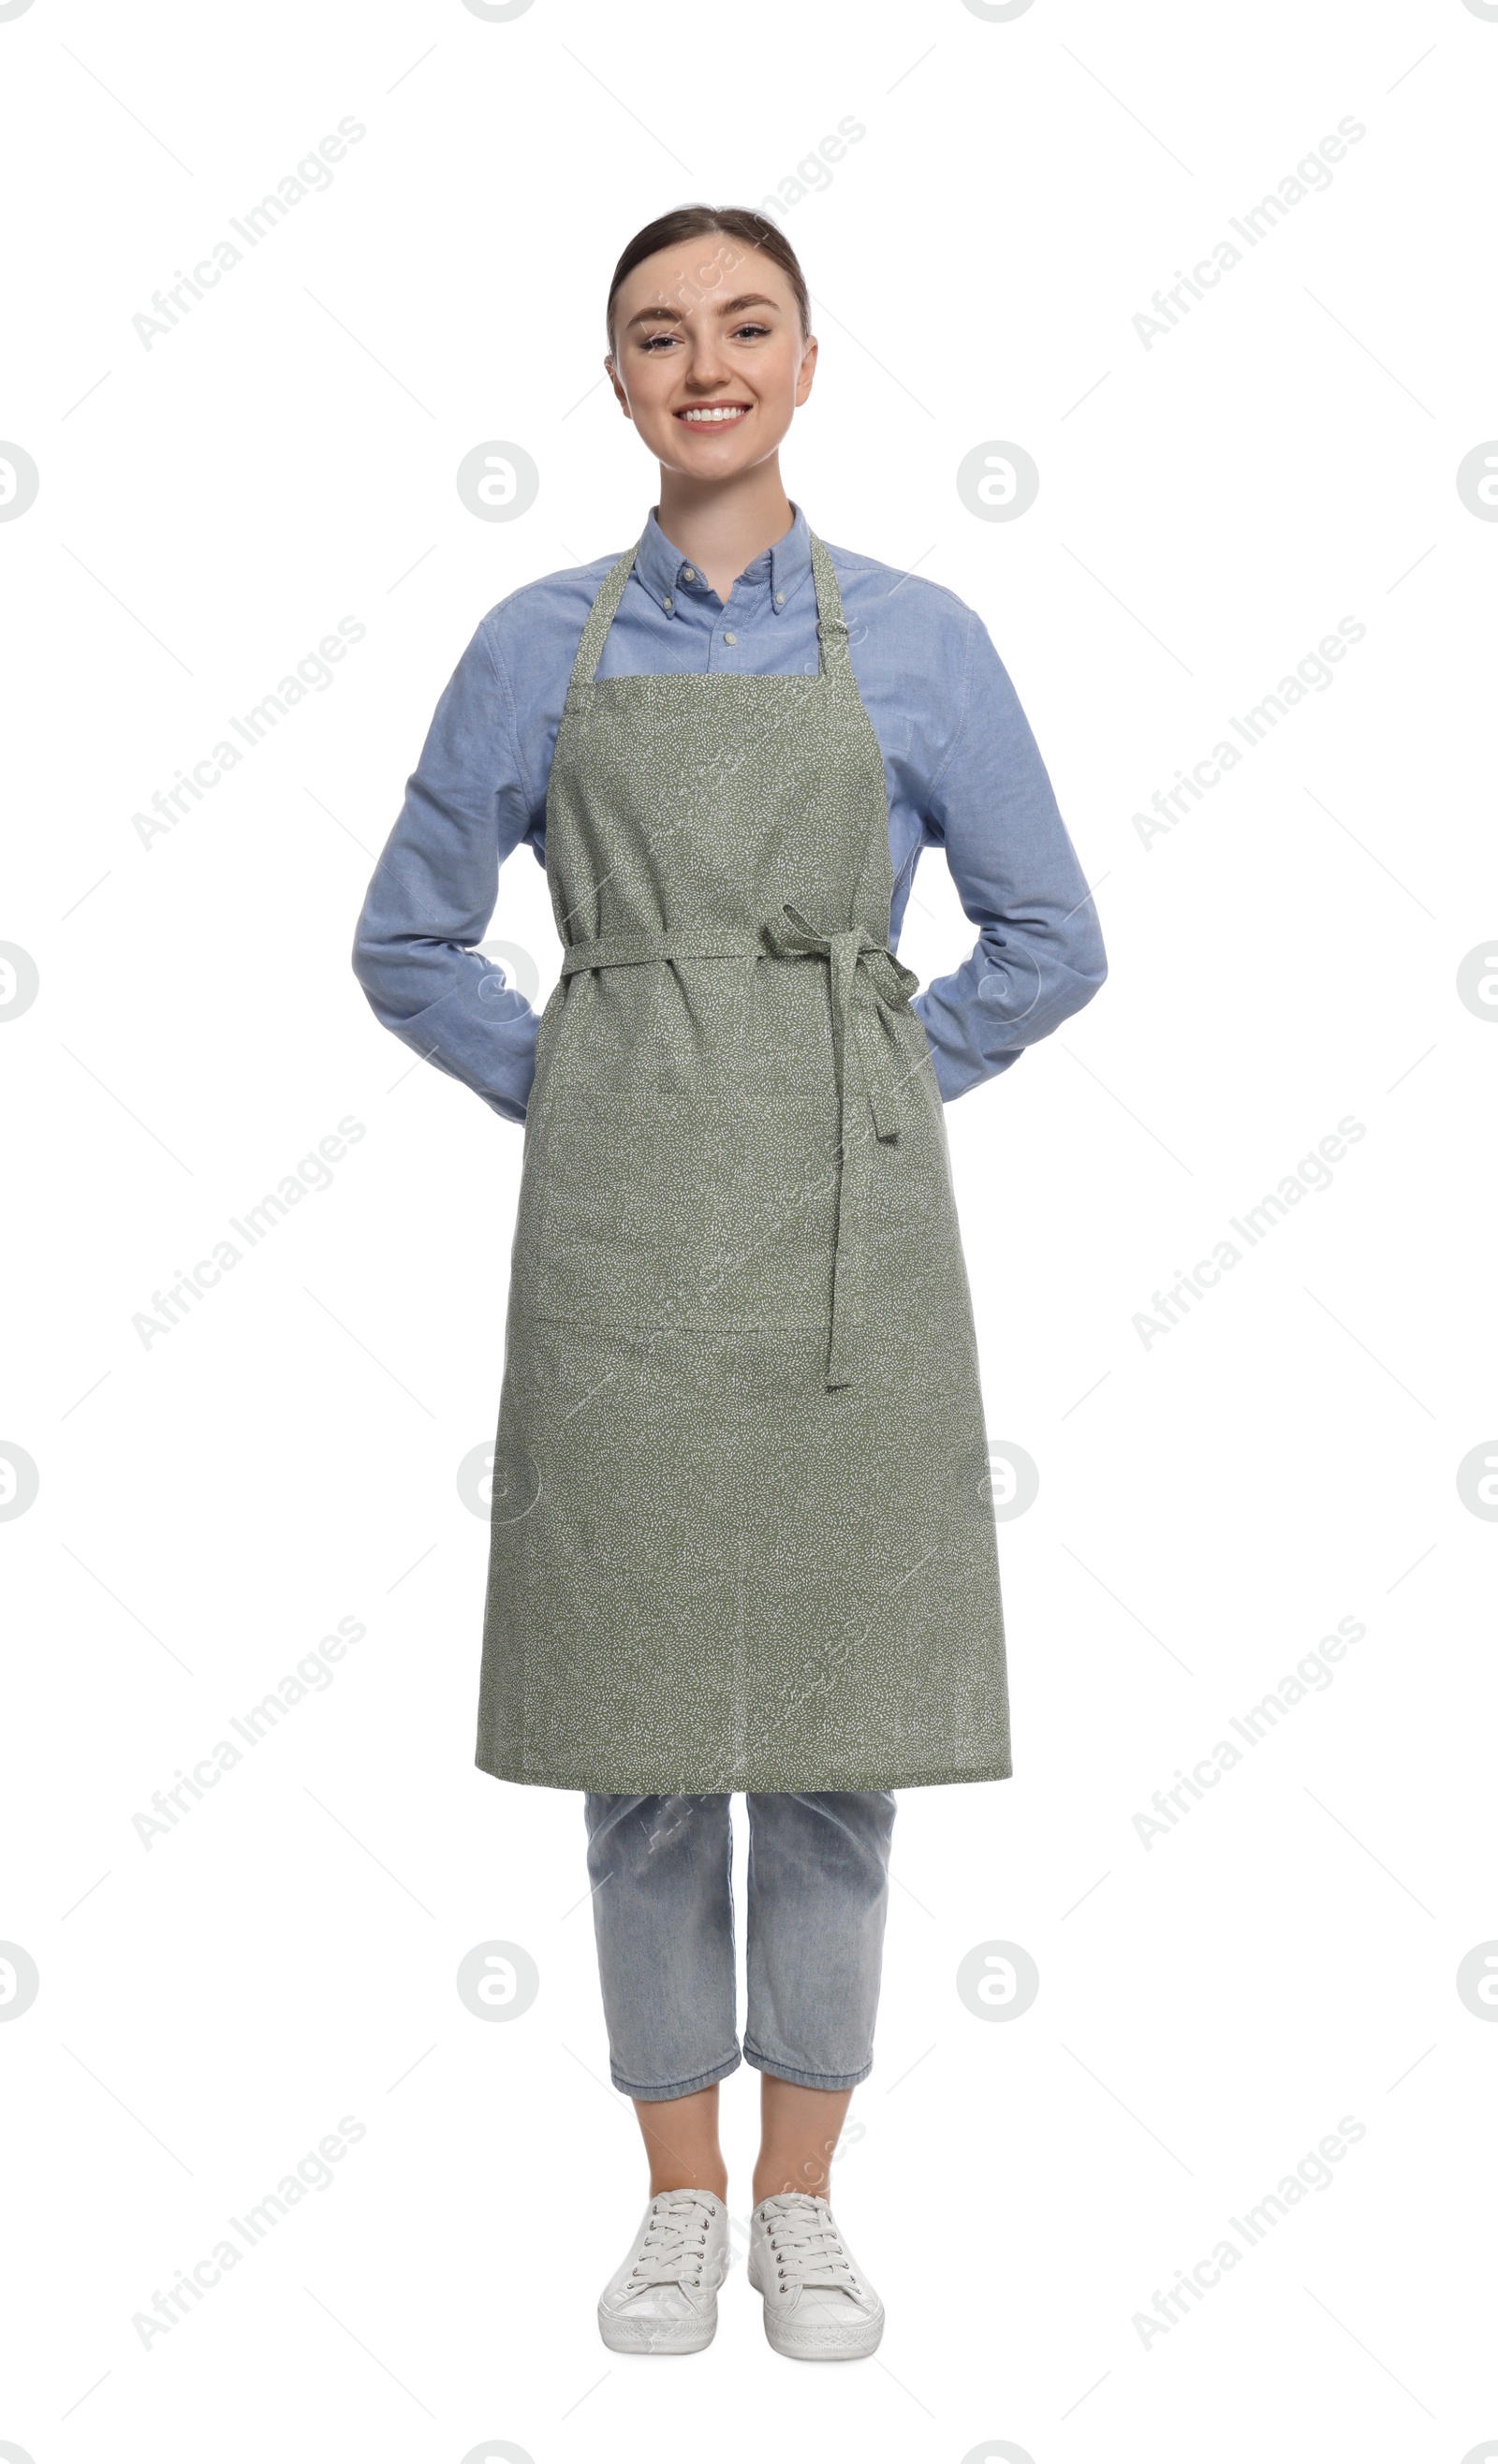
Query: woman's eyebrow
624 293 781 331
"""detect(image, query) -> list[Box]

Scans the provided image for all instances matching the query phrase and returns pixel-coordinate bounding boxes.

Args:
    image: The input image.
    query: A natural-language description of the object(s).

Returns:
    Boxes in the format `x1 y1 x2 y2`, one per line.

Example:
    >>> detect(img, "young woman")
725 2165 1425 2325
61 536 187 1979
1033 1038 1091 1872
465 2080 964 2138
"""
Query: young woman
353 206 1106 2362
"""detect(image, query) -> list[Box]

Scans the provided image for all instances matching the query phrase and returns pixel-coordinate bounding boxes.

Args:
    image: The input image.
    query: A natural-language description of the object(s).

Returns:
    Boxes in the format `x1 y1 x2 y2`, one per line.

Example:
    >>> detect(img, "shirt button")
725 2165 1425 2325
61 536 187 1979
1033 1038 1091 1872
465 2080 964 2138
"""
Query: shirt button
663 594 673 611
723 630 737 646
682 567 696 583
774 591 786 607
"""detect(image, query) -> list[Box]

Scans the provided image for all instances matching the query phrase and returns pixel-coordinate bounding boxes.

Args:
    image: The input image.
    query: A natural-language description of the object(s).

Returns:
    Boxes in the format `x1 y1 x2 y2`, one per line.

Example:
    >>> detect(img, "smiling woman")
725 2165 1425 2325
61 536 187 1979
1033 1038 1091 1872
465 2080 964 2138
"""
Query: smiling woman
351 199 1107 2369
600 208 819 598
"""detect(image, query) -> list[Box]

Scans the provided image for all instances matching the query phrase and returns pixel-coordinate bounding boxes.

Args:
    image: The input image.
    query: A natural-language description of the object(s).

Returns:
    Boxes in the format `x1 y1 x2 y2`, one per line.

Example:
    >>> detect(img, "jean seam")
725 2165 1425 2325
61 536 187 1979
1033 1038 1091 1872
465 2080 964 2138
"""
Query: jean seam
742 2038 873 2090
611 2046 742 2102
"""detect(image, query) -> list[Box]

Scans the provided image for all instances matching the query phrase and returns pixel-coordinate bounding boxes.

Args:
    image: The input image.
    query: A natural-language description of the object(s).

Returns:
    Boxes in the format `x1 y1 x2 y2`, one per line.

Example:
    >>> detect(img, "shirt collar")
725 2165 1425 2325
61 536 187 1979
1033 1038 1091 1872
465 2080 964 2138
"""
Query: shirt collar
631 500 814 619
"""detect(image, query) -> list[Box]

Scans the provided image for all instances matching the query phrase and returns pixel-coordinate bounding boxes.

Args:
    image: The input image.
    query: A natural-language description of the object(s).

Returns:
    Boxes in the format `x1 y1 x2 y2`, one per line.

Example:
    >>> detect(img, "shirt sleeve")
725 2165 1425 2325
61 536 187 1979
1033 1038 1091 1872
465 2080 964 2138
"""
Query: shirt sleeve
911 606 1108 1102
350 612 540 1124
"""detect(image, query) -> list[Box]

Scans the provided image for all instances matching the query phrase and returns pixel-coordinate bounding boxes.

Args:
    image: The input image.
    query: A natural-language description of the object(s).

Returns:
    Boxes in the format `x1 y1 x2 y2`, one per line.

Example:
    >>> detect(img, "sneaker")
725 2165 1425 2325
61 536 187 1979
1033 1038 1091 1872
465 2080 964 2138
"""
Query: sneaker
596 2188 729 2354
747 2191 885 2360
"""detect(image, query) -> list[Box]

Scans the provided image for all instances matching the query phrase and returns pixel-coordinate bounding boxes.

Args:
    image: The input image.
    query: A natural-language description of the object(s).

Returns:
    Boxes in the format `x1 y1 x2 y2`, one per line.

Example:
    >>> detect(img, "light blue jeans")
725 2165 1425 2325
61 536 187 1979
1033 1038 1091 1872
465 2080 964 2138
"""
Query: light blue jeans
582 1792 898 2101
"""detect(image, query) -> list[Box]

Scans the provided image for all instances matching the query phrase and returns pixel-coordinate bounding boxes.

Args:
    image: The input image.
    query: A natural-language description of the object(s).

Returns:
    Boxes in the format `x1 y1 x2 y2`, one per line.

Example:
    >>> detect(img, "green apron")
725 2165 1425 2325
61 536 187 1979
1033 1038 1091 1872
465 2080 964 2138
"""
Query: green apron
476 529 1010 1793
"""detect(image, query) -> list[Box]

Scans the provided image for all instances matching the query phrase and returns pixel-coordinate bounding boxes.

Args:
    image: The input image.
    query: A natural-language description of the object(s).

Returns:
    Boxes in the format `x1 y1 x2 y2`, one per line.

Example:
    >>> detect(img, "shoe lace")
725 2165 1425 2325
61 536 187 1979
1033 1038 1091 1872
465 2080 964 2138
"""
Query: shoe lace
761 2194 863 2295
629 2191 714 2290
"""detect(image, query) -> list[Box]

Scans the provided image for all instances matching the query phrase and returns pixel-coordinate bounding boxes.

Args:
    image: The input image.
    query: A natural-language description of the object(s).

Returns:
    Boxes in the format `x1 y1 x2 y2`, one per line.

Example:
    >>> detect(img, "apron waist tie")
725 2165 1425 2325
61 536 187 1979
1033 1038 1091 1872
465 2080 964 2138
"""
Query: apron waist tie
560 929 765 975
560 909 921 1390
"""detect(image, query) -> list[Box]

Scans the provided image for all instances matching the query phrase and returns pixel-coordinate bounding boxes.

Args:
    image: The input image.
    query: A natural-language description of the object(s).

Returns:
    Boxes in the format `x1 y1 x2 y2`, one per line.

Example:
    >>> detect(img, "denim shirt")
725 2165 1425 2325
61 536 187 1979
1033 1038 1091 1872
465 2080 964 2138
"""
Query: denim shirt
352 502 1107 1122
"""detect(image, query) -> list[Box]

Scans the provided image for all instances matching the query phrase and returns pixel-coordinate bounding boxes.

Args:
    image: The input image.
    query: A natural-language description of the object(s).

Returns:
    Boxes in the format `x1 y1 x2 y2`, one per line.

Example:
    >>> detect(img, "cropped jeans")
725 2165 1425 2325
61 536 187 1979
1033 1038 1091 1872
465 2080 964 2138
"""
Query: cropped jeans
582 1792 898 2101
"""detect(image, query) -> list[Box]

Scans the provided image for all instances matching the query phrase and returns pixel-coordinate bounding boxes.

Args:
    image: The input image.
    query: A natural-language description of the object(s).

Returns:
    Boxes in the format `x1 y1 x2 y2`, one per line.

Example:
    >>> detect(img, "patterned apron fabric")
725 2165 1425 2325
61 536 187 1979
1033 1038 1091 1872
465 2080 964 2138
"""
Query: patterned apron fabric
476 532 1010 1793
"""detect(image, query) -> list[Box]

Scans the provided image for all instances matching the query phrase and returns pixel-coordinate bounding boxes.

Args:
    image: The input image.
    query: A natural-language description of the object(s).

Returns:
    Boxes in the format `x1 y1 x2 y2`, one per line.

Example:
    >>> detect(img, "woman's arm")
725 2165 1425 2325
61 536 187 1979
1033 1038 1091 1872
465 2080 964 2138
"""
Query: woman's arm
351 614 541 1123
912 606 1108 1101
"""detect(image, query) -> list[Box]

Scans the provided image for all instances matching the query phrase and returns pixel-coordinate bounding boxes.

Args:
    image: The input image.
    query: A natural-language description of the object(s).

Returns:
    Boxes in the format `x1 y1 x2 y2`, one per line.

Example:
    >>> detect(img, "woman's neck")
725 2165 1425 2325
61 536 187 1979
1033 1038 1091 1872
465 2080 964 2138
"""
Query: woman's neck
654 462 796 606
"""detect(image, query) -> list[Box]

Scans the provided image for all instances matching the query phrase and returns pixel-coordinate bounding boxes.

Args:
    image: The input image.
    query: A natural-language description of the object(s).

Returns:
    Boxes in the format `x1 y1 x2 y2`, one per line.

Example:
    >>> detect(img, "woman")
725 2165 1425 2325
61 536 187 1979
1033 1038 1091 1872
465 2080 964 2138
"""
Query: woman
353 206 1107 2362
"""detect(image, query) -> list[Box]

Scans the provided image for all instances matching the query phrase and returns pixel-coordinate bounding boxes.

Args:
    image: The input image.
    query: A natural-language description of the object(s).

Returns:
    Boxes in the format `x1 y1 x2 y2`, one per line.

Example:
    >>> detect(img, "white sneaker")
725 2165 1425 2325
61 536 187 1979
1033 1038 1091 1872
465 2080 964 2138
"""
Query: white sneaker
596 2188 729 2354
748 2191 885 2360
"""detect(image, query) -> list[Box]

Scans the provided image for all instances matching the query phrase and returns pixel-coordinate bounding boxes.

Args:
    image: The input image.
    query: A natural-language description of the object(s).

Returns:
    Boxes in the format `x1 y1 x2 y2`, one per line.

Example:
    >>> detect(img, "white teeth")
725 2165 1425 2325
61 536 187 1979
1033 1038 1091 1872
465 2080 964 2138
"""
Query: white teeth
678 405 747 423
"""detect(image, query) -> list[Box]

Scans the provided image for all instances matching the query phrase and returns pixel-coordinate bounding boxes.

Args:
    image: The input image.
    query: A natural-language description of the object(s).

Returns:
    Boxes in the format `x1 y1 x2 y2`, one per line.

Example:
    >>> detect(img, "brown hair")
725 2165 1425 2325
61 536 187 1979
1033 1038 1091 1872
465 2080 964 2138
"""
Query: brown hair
605 206 811 359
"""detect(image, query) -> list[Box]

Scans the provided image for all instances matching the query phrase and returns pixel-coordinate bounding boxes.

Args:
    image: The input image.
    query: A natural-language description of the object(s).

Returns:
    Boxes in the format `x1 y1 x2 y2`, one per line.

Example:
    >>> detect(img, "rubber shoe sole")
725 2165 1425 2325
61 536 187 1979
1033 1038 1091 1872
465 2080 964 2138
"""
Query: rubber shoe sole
747 2251 885 2360
596 2298 718 2354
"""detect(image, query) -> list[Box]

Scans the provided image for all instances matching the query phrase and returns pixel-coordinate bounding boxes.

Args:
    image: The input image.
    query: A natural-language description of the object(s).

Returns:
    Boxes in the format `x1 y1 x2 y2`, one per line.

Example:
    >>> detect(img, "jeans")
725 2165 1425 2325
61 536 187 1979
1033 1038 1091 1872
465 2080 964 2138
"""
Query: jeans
582 1792 898 2101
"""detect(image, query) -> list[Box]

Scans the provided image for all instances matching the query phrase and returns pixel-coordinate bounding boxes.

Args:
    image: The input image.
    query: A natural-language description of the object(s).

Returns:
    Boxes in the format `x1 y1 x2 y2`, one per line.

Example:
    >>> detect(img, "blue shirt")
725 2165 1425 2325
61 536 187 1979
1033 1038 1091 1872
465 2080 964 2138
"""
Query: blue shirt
352 502 1107 1122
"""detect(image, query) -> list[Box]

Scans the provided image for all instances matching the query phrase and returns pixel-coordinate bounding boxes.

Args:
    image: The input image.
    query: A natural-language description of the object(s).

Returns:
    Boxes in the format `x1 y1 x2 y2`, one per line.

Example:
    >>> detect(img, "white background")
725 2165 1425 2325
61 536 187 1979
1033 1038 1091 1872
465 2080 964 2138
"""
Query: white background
2 0 1495 2458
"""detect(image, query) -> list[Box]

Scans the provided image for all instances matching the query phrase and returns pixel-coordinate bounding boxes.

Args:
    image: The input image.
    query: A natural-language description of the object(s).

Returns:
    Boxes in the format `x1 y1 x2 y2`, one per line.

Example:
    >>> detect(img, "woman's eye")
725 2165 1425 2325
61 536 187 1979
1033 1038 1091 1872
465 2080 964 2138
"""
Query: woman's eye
638 320 771 352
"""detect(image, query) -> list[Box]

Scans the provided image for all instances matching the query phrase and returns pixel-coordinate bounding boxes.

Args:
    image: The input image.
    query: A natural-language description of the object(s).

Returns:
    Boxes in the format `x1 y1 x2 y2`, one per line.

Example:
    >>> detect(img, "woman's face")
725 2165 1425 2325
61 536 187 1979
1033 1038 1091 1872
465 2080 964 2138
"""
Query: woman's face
606 238 816 479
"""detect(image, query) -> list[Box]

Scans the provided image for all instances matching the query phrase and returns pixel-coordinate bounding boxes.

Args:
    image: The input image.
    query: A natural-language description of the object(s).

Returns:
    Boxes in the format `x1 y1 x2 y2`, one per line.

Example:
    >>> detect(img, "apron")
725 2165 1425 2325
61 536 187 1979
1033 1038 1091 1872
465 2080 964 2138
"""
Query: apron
475 528 1010 1794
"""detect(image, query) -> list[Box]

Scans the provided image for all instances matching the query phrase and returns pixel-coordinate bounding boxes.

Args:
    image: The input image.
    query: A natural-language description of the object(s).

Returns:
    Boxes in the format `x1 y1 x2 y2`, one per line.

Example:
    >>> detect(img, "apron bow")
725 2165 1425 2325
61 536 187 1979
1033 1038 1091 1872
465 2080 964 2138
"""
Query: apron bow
763 902 920 1142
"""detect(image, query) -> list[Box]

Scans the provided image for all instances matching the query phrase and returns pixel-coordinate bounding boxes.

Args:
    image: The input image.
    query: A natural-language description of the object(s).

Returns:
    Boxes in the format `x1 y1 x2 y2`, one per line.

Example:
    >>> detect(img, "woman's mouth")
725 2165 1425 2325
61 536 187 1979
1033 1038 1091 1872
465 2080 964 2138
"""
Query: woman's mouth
673 403 751 428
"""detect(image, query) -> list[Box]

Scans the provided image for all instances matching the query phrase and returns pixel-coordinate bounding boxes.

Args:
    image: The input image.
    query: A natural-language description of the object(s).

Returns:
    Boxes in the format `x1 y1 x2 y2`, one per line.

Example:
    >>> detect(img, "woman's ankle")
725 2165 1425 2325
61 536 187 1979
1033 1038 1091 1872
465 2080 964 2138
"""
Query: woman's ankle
650 2169 728 2202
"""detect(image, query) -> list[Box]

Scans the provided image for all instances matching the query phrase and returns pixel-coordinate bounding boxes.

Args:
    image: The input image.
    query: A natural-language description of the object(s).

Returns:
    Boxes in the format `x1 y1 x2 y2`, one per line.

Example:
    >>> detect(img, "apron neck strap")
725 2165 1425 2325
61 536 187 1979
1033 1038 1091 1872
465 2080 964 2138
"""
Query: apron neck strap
564 524 853 695
806 531 854 679
566 543 639 696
